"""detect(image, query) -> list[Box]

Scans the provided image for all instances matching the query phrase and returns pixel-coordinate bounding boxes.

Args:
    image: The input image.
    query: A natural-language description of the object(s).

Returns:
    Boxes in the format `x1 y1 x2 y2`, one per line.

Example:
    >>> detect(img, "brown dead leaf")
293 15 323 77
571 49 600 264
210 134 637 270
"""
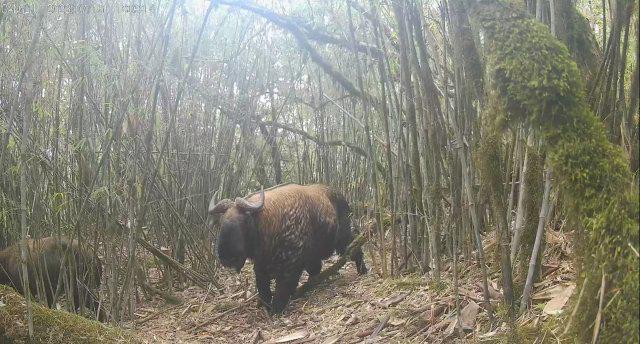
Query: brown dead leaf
543 284 575 315
458 287 483 303
291 336 316 344
427 317 453 336
478 330 499 340
427 304 446 324
388 317 406 327
459 300 480 332
444 318 459 339
476 282 502 300
381 291 410 308
356 325 377 338
532 283 575 301
250 329 263 344
320 335 341 344
265 329 309 344
345 314 359 326
490 280 500 292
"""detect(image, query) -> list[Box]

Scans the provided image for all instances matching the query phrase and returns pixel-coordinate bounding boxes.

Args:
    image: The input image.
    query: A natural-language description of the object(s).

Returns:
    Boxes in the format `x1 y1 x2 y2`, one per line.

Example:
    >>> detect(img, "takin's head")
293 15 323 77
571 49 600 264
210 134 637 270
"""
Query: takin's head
208 189 265 273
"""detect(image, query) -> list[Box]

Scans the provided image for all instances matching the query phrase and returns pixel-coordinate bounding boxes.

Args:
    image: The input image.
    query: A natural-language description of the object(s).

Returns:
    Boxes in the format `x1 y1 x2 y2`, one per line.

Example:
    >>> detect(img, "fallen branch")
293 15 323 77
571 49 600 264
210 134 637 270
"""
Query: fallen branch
135 305 180 325
136 238 223 293
295 234 366 297
189 294 257 333
371 314 391 337
135 266 183 305
140 281 183 305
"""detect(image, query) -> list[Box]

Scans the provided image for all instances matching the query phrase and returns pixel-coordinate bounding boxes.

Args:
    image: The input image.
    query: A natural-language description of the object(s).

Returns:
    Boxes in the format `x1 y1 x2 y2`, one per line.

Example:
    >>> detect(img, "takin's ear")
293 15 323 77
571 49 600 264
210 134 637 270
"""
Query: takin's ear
209 198 234 215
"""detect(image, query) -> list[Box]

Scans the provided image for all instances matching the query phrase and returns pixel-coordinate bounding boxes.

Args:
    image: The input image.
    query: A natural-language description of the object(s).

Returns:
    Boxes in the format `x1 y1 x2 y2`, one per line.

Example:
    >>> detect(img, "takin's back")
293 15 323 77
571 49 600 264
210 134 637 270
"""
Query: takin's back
251 184 339 235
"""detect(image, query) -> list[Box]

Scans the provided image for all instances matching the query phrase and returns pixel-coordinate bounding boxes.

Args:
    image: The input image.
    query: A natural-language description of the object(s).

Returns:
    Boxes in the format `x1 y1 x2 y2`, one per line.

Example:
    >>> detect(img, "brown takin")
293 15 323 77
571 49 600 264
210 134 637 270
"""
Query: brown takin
0 236 104 320
209 183 367 314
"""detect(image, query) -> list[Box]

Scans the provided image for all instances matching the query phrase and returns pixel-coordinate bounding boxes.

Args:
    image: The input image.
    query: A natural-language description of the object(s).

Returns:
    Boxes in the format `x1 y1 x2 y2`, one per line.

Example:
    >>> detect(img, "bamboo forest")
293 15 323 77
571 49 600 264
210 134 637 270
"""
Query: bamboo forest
0 0 638 342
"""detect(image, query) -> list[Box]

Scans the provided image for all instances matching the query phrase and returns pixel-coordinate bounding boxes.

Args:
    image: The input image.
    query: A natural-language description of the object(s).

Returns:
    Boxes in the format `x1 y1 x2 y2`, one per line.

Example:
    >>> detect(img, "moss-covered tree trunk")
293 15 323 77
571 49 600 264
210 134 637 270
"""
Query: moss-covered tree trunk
470 1 639 342
0 285 137 343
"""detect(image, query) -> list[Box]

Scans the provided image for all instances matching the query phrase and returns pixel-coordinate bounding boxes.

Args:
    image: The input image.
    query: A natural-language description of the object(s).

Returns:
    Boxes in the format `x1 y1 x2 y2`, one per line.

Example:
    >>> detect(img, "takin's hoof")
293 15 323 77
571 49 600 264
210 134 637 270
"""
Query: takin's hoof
269 303 287 316
356 264 368 275
257 297 272 309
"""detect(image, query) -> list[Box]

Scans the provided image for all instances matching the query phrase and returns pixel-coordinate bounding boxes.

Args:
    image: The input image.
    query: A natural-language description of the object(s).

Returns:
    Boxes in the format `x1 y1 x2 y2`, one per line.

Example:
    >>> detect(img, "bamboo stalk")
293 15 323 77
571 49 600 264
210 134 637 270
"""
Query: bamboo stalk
519 167 552 314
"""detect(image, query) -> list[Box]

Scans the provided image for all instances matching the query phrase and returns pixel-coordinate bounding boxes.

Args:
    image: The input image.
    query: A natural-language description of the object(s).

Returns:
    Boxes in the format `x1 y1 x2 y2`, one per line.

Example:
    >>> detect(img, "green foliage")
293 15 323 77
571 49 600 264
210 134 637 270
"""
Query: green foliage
473 1 639 342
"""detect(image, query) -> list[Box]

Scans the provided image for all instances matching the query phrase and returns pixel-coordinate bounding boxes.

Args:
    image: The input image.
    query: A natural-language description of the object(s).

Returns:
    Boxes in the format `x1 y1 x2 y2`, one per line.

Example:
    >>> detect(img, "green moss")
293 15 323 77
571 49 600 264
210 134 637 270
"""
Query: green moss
0 285 137 343
479 321 564 343
556 0 600 85
472 1 639 342
389 274 425 291
476 127 506 267
517 148 543 290
427 279 447 293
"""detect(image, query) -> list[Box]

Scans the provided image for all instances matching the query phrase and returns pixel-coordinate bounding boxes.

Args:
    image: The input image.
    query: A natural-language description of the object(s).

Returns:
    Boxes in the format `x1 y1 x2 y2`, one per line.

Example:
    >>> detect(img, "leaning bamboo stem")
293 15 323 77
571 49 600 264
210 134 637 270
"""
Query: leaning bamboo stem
510 140 530 263
519 167 552 313
563 276 589 335
450 115 493 325
591 270 606 344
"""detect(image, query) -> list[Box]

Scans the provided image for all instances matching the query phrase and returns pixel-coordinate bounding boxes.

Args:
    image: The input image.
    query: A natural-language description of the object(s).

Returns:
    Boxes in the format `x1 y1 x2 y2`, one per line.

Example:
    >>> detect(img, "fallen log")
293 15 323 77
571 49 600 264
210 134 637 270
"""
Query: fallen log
295 234 366 297
0 285 137 343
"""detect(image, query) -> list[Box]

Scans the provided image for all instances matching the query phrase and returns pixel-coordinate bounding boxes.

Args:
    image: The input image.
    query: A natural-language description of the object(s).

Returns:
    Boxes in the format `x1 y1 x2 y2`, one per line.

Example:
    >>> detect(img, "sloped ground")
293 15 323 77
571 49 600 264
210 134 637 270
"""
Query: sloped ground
127 228 575 343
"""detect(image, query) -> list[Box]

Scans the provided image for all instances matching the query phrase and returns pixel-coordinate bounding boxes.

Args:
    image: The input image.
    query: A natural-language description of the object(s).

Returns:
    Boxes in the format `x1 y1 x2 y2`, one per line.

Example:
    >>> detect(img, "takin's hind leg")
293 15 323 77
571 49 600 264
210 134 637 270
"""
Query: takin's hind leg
271 268 303 315
351 248 368 275
305 259 322 277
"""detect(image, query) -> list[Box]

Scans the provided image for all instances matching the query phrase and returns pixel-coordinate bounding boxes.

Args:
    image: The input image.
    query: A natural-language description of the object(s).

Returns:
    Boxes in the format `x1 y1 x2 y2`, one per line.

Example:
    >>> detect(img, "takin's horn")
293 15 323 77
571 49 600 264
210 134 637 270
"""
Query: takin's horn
235 187 265 213
209 198 234 214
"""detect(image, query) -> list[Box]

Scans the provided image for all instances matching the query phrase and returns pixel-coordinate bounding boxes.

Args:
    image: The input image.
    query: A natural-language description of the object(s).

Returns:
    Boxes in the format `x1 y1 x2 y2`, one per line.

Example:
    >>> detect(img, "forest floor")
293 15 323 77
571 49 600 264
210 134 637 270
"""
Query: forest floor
125 229 575 343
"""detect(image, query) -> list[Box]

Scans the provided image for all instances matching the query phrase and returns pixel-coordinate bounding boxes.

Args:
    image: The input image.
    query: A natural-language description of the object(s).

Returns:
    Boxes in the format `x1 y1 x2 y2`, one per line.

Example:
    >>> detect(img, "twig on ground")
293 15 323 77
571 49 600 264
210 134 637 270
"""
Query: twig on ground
135 304 180 325
370 314 390 337
137 238 223 292
189 293 258 333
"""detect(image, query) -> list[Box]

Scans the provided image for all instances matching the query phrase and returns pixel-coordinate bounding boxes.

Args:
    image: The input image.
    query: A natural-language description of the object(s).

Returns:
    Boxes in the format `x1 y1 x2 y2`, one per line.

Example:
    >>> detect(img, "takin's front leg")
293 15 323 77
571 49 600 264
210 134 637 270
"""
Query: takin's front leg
271 268 303 315
254 266 272 310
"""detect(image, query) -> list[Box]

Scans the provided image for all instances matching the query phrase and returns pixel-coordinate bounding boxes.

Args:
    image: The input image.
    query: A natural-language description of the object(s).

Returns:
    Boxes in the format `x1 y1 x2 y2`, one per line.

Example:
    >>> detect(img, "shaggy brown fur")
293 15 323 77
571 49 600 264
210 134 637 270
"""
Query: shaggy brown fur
0 236 103 320
210 184 367 314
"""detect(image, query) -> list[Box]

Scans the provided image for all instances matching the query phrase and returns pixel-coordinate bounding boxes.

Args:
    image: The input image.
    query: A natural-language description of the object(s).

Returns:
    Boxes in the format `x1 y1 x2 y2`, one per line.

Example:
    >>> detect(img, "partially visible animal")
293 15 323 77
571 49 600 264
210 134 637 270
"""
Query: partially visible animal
0 236 104 320
209 184 367 314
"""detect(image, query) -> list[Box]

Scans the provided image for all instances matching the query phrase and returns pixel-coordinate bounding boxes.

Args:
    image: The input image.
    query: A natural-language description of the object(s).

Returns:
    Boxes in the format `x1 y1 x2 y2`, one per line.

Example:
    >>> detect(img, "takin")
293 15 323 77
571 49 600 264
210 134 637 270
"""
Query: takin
209 183 367 314
0 236 104 320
